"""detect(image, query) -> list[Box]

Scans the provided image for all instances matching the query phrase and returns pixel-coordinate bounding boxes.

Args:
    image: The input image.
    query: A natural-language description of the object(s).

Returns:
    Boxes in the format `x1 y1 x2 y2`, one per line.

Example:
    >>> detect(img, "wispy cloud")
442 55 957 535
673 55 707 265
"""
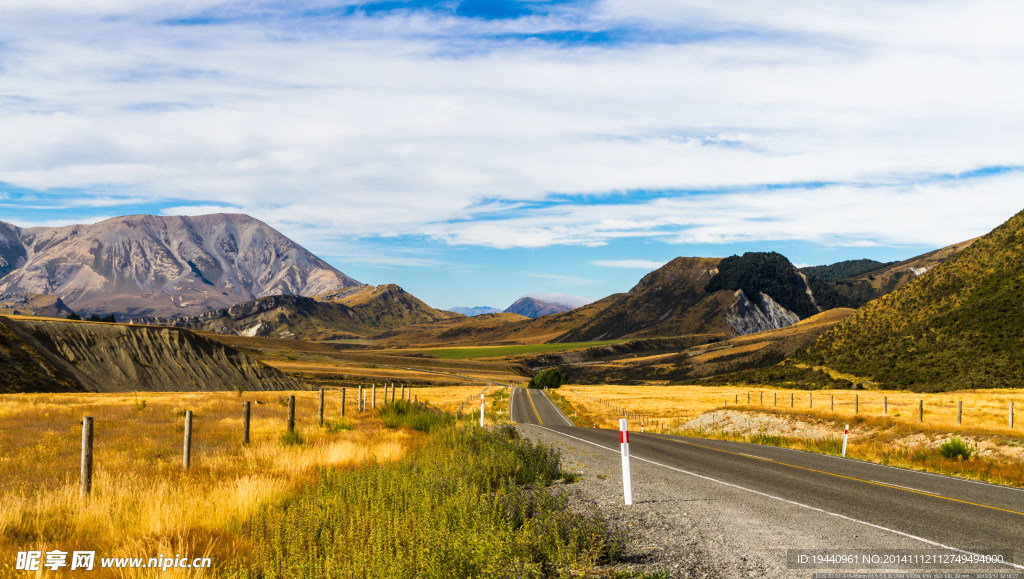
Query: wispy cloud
0 0 1021 254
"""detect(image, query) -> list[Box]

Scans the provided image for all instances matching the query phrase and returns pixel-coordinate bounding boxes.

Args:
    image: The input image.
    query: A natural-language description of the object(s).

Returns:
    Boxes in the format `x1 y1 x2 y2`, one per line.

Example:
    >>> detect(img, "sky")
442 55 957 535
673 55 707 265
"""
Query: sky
1 1 1023 309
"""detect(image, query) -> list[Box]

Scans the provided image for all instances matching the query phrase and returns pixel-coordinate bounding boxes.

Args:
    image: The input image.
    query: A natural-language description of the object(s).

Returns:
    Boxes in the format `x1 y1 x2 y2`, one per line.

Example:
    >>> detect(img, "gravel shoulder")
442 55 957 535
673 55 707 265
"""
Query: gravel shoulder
517 423 987 579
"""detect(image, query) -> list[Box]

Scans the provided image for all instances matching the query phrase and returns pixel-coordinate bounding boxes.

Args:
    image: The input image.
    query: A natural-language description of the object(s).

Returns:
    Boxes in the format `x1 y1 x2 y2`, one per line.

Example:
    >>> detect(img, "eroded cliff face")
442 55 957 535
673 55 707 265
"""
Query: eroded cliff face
0 316 299 392
726 290 801 335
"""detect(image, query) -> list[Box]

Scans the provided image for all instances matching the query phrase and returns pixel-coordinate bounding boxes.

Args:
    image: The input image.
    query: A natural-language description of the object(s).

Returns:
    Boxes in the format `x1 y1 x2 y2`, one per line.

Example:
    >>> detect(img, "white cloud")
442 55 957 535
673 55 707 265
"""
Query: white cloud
0 1 1021 250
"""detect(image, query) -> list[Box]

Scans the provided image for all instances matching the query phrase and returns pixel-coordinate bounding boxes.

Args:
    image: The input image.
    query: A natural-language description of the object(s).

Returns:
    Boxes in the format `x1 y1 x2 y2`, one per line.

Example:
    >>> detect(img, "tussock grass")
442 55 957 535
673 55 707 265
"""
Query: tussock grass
0 391 414 573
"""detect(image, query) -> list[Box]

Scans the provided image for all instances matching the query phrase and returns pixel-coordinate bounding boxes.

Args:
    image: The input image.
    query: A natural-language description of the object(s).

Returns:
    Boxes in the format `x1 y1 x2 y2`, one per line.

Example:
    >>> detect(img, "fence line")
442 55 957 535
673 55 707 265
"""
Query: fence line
564 388 1021 435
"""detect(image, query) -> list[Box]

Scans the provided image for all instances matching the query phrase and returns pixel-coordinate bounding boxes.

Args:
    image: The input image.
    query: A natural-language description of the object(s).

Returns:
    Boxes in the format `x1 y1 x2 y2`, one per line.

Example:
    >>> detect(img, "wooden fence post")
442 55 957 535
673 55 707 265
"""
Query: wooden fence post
391 384 396 403
1011 402 1015 429
358 385 364 412
883 396 887 416
288 395 295 433
183 410 193 470
831 395 834 412
918 399 924 423
790 393 794 408
855 394 859 415
318 389 325 427
81 417 93 497
809 393 813 409
372 384 377 409
957 401 962 426
341 388 346 417
243 401 251 445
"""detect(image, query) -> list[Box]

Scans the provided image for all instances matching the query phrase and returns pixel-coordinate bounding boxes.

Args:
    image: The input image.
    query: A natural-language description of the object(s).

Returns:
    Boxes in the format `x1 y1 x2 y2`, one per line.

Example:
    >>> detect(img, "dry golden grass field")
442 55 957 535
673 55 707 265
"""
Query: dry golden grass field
556 384 1024 433
550 384 1024 487
0 389 444 577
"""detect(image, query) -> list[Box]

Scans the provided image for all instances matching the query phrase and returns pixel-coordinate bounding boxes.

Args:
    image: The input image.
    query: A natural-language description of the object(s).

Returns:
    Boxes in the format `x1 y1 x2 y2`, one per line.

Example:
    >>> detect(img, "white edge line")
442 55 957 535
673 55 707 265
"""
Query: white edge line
529 424 1024 571
541 390 575 426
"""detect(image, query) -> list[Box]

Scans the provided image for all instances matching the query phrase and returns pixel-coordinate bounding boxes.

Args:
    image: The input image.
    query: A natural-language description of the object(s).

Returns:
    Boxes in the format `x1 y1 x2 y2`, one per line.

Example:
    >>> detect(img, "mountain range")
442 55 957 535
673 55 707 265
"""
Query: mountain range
0 214 360 320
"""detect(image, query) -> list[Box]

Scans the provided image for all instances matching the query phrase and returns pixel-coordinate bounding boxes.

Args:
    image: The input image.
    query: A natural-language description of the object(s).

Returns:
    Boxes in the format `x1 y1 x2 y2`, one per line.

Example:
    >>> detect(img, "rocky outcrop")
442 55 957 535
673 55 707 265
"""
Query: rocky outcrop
0 316 299 392
0 213 362 319
0 292 76 318
725 290 801 335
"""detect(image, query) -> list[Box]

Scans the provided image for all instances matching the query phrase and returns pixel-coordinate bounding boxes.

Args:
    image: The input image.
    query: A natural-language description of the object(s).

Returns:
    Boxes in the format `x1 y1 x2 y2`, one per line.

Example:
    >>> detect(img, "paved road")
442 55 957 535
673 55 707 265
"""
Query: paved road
511 387 1024 570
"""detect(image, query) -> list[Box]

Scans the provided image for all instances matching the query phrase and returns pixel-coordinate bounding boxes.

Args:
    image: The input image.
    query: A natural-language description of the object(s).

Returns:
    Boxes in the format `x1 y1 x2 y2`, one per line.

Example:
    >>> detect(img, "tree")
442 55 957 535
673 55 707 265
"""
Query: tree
528 369 565 389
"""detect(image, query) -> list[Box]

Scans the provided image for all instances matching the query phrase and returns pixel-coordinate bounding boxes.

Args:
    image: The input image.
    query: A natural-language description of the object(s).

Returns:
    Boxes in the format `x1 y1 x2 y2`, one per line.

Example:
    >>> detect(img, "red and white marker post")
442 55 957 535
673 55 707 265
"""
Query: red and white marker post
480 394 485 427
619 418 633 505
841 424 849 457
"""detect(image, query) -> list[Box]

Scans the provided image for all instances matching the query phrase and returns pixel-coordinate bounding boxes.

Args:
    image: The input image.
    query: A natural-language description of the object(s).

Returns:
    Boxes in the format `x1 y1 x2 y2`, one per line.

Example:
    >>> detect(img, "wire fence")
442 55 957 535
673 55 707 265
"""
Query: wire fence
563 388 1022 435
0 385 424 494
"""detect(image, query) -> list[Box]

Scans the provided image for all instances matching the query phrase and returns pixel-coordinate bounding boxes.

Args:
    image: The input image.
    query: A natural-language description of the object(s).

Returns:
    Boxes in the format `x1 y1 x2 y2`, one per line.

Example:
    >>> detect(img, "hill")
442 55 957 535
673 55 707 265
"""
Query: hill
378 294 622 347
556 253 844 342
800 259 893 283
0 293 75 318
504 297 573 318
823 239 976 307
132 284 458 340
0 315 298 393
0 213 361 319
799 209 1024 391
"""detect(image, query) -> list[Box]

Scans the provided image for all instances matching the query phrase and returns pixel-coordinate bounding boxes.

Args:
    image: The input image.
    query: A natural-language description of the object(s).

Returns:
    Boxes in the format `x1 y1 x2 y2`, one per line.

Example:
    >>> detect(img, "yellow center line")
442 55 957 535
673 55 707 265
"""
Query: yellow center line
646 433 1024 518
525 388 544 426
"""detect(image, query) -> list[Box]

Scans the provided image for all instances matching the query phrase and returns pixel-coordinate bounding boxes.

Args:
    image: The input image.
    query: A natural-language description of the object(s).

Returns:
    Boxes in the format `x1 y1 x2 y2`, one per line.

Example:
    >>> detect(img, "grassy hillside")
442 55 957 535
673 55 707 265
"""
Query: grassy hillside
800 259 893 282
800 209 1024 391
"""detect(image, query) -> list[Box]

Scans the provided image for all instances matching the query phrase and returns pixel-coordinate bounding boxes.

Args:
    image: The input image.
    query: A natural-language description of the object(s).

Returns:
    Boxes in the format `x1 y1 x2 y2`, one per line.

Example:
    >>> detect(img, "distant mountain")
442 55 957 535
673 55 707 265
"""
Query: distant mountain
447 306 502 317
0 214 361 320
800 208 1024 391
135 284 458 340
505 297 573 318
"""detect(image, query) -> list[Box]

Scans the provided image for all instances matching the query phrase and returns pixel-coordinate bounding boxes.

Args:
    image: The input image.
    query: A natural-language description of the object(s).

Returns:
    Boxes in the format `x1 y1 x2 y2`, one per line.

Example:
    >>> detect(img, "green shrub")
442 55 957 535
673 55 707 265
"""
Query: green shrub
234 424 625 578
279 429 304 446
378 399 453 433
939 436 975 460
325 418 354 433
529 368 566 389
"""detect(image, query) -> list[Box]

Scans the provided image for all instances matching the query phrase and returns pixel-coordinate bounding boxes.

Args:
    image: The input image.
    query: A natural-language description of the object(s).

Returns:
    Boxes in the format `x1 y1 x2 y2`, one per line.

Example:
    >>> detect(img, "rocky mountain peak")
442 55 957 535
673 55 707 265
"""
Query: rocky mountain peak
0 213 362 319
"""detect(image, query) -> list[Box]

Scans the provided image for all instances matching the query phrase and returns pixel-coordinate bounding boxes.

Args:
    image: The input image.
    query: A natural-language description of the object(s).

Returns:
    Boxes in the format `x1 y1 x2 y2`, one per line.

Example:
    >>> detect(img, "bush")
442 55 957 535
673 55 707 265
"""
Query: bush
379 399 453 433
235 423 625 577
529 368 566 389
939 436 975 460
279 429 304 446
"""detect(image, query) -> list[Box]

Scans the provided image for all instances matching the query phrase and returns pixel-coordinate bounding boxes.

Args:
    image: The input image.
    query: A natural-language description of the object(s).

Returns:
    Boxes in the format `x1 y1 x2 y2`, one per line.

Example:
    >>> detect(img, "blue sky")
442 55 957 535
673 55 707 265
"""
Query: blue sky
1 1 1023 309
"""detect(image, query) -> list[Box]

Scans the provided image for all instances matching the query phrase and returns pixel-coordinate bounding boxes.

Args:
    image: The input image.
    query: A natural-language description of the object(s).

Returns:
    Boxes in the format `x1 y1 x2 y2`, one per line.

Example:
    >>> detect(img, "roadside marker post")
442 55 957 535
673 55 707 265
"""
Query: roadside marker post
619 419 633 506
841 424 849 458
480 394 485 427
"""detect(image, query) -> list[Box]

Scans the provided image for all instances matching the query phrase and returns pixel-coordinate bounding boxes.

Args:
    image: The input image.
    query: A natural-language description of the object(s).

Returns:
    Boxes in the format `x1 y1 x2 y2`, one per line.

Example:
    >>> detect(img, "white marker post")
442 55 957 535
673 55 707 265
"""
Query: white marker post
619 418 633 506
480 394 485 427
841 424 849 457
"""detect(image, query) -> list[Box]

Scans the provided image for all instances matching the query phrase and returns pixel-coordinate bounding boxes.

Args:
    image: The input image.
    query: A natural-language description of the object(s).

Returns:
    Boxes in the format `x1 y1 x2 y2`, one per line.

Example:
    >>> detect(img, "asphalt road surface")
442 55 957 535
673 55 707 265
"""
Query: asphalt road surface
510 387 1024 571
